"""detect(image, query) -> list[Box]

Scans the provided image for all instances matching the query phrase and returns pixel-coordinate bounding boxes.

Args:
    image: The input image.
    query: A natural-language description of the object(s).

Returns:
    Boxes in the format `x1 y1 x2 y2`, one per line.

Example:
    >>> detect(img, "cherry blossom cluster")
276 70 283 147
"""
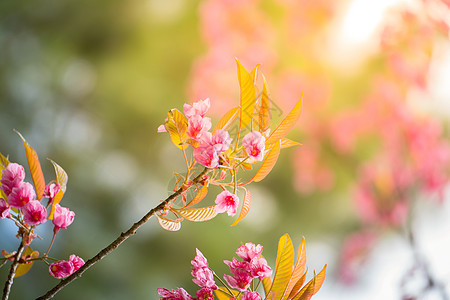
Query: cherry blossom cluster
157 242 272 300
0 161 84 280
158 98 267 220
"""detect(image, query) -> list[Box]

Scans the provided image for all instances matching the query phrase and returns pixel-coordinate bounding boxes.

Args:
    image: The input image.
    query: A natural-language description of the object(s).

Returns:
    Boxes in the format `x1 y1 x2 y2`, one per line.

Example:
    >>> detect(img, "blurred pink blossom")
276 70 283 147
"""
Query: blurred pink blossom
0 198 10 219
241 291 262 300
157 288 192 300
196 287 214 300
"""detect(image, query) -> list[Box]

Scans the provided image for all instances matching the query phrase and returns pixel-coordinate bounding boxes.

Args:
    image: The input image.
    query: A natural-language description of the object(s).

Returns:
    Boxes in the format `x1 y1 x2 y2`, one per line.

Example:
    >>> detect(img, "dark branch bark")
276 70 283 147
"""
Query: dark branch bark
2 242 25 300
36 168 210 300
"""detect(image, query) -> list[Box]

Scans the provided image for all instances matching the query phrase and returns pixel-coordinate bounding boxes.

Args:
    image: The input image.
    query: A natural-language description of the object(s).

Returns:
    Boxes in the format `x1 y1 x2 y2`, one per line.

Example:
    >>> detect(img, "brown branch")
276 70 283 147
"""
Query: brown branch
36 168 211 300
2 241 25 300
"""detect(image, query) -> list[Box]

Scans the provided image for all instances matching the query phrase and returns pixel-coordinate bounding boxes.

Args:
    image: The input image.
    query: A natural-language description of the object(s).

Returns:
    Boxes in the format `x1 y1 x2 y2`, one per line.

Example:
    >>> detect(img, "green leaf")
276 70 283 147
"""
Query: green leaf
173 205 218 222
267 234 295 300
165 109 189 150
14 247 39 278
236 59 256 130
15 130 46 200
265 96 303 145
231 187 251 226
156 215 182 231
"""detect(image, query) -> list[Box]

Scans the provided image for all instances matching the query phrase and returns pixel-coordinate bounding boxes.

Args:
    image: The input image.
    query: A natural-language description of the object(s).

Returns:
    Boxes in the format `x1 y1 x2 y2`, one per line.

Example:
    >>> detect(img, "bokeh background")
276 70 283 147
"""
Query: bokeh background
1 0 450 299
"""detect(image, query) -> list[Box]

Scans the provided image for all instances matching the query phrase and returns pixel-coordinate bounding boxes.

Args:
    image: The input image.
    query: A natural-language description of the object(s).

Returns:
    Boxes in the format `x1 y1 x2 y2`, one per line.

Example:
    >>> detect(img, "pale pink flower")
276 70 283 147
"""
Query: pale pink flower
69 254 85 271
196 287 214 300
187 115 212 140
193 145 219 168
183 98 211 118
0 198 10 219
43 183 61 203
192 267 217 290
236 243 263 261
211 129 232 152
157 288 192 300
214 191 239 216
242 131 265 161
191 249 209 269
52 204 75 231
22 200 47 226
224 268 252 292
49 260 74 279
250 257 272 279
7 182 36 208
1 163 25 196
242 291 262 300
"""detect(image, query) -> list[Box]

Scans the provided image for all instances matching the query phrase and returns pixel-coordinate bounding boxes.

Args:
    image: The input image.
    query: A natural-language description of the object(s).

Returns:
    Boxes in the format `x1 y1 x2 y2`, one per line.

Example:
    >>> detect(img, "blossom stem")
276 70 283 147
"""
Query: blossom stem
36 168 211 300
2 241 25 300
44 232 57 257
213 272 234 296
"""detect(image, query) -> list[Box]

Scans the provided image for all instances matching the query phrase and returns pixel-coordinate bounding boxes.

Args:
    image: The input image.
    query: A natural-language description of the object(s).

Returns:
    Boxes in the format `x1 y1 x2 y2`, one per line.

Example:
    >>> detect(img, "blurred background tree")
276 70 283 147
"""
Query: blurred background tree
1 0 449 299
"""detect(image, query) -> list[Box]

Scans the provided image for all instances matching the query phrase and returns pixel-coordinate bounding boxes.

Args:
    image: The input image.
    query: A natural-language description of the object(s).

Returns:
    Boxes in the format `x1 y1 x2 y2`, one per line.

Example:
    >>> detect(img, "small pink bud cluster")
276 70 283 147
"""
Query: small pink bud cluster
158 243 271 299
49 255 85 279
224 243 272 292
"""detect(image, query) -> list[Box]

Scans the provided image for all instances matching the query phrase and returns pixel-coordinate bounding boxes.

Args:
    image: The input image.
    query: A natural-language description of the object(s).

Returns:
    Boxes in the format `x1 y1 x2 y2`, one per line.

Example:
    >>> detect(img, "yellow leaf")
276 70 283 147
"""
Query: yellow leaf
174 205 218 222
284 237 307 300
287 270 308 300
231 187 251 226
15 130 46 200
165 109 188 150
48 159 68 193
14 247 38 278
253 140 281 183
0 152 9 170
213 107 240 134
312 265 327 295
263 276 273 296
258 75 271 133
281 138 302 149
265 96 303 145
268 234 295 300
236 59 256 130
186 184 208 207
214 288 239 300
250 64 260 84
156 215 182 231
293 277 315 300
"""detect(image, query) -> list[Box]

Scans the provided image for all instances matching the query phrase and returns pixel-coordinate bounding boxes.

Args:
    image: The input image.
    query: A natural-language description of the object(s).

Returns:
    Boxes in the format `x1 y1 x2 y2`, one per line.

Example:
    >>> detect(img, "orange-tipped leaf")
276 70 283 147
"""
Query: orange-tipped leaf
15 130 46 200
186 184 208 207
265 96 302 145
231 187 251 226
174 206 218 222
156 215 182 231
283 237 307 299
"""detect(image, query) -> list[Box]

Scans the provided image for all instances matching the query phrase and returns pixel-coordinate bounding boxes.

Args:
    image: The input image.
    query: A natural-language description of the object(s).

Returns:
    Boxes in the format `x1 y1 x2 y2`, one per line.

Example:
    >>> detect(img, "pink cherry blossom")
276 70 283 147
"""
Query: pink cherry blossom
193 145 219 168
214 191 239 216
236 243 263 261
211 129 232 152
1 163 25 196
7 182 36 209
49 260 74 279
69 254 85 271
250 257 272 279
0 198 10 219
242 131 265 161
192 267 217 290
223 268 252 292
196 287 214 300
241 291 262 300
224 257 250 274
52 204 75 231
157 288 192 300
191 249 209 270
187 115 212 140
22 200 47 226
43 183 61 203
183 98 211 118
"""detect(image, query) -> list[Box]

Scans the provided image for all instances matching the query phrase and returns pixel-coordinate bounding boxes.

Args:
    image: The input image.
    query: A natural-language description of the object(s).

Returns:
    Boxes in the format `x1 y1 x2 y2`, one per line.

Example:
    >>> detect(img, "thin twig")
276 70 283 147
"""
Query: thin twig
2 241 25 300
36 168 211 300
